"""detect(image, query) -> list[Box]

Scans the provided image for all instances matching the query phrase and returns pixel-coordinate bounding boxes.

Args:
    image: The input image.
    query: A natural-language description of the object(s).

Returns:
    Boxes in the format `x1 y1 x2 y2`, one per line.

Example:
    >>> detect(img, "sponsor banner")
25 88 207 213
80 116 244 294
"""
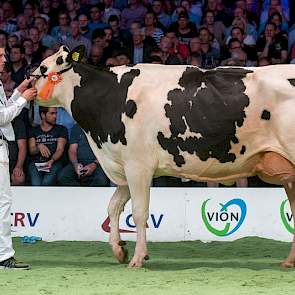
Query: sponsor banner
11 187 293 242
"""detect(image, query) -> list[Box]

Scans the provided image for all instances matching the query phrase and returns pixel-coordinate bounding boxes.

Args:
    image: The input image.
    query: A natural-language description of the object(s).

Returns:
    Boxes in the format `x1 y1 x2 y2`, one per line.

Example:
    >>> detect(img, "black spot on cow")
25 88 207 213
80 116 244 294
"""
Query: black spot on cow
125 100 137 118
158 67 253 167
71 64 140 148
261 110 271 120
288 79 295 87
240 145 246 155
56 56 64 65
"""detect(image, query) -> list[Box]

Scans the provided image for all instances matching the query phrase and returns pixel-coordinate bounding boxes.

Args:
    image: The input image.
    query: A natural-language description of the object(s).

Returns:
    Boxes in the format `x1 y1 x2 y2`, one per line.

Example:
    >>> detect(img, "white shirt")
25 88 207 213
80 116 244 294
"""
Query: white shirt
0 81 27 141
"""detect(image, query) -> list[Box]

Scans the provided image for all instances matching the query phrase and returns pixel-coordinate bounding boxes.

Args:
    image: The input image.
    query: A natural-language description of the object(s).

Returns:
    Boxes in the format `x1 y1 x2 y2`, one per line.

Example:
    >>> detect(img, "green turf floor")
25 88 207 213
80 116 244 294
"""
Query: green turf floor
0 237 294 295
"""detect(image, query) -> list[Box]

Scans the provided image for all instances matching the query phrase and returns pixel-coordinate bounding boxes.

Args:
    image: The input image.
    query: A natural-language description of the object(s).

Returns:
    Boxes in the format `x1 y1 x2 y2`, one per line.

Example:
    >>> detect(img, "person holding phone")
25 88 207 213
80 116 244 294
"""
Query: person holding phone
58 124 109 187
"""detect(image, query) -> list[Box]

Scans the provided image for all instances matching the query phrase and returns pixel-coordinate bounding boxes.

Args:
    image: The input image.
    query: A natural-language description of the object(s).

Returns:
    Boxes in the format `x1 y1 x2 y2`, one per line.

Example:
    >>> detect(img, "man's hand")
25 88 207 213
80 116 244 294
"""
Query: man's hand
38 143 51 158
74 163 83 175
17 78 35 93
83 163 97 176
22 87 37 102
46 159 54 169
13 166 24 178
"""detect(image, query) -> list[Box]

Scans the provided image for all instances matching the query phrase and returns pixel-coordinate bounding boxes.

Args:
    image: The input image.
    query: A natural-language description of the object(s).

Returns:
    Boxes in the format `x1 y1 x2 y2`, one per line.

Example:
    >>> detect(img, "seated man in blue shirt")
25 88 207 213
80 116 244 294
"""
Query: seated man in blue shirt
28 107 68 186
58 124 109 186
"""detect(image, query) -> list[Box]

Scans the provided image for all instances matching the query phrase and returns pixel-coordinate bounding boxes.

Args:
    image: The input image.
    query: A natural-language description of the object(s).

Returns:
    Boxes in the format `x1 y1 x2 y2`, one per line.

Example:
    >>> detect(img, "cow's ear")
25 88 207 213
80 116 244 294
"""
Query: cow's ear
66 45 85 63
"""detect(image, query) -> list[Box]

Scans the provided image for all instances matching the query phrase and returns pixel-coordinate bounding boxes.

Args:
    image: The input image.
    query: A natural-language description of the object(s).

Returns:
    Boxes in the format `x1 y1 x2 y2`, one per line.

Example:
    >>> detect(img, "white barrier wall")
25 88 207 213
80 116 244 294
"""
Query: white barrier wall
11 187 293 242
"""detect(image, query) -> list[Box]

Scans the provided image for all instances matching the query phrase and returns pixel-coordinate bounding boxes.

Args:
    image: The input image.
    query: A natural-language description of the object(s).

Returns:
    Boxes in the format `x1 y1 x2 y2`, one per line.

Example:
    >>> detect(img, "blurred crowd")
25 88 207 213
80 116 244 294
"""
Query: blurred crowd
1 0 294 187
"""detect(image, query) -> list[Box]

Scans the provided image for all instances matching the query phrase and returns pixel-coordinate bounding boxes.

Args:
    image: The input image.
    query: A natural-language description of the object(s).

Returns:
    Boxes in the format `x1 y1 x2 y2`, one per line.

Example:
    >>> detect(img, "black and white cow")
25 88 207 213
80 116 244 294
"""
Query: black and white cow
33 46 295 268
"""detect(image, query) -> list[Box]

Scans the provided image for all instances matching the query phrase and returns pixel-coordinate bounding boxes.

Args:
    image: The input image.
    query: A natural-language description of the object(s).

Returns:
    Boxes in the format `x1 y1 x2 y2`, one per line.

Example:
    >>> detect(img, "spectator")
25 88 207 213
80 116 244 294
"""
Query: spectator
226 27 257 64
87 44 105 66
159 36 182 64
187 52 202 66
9 44 27 86
28 107 68 186
231 48 248 66
103 0 121 23
23 38 41 67
143 12 164 46
7 34 19 50
1 64 15 97
236 0 259 27
226 8 257 42
2 1 17 34
106 56 119 66
169 11 198 45
23 2 36 28
165 30 189 61
14 14 29 43
114 49 131 65
189 36 202 55
259 0 289 36
0 30 8 51
126 28 154 63
28 27 46 63
78 14 91 40
8 117 27 186
92 28 119 62
202 9 225 48
108 14 128 46
58 124 109 187
88 4 108 31
51 11 71 44
34 16 58 50
257 22 288 64
121 0 147 30
180 0 201 25
199 26 220 68
63 20 91 57
226 24 256 46
66 0 79 21
152 0 171 29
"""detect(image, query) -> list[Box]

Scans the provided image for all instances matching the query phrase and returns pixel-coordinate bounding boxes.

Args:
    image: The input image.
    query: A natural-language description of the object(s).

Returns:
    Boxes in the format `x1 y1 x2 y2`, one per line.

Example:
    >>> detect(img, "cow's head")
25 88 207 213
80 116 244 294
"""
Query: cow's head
33 45 85 110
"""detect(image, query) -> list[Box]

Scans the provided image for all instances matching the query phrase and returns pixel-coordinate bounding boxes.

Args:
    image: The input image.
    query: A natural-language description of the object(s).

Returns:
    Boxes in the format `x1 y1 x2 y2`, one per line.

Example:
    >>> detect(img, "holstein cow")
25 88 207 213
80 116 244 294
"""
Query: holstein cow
32 45 295 267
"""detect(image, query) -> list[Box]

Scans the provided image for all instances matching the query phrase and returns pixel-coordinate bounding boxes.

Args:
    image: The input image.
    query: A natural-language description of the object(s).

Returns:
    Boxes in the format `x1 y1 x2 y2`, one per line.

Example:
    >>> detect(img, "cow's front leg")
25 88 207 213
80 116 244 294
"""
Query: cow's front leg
281 183 295 268
108 186 131 263
125 164 153 268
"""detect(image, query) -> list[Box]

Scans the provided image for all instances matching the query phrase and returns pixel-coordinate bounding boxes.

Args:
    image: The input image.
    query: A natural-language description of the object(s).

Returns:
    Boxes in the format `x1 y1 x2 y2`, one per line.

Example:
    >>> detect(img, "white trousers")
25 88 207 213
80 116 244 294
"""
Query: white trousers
0 141 15 262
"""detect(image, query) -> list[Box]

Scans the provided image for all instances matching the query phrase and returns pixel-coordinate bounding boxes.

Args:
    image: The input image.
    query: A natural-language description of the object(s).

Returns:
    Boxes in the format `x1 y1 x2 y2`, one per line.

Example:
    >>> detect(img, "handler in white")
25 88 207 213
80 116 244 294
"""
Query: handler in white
0 47 37 270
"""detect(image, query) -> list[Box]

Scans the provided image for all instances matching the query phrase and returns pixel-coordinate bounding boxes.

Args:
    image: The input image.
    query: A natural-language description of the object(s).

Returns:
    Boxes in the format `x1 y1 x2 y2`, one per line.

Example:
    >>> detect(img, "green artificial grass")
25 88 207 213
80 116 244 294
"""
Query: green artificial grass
0 237 294 295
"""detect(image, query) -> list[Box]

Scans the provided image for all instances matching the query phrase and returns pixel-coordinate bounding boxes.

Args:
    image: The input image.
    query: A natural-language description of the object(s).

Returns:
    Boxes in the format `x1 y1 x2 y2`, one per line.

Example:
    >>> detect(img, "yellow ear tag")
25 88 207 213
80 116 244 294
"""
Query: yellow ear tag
72 52 80 62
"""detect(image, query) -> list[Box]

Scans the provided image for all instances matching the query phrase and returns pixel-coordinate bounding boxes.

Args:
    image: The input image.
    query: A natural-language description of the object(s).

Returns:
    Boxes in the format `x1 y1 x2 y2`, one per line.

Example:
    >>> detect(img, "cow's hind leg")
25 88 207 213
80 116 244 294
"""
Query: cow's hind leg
108 185 131 264
125 163 153 268
255 152 295 267
281 184 295 268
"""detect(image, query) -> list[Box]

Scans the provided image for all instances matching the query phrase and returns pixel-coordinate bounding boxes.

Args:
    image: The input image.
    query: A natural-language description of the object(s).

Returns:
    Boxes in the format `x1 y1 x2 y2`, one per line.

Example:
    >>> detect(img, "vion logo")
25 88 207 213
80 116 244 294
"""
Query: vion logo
201 198 247 237
280 199 294 234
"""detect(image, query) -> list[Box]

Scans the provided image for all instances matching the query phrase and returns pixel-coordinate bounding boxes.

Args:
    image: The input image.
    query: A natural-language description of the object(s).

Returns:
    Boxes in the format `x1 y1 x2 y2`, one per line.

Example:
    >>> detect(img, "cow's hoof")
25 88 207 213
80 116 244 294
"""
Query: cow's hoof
128 255 147 268
118 240 126 246
280 260 295 268
112 245 129 264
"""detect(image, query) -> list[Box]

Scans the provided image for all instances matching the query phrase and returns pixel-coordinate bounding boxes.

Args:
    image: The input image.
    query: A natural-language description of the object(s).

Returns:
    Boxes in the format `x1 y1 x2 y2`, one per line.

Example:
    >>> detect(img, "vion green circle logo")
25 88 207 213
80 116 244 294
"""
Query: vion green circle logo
201 198 247 236
280 199 294 234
